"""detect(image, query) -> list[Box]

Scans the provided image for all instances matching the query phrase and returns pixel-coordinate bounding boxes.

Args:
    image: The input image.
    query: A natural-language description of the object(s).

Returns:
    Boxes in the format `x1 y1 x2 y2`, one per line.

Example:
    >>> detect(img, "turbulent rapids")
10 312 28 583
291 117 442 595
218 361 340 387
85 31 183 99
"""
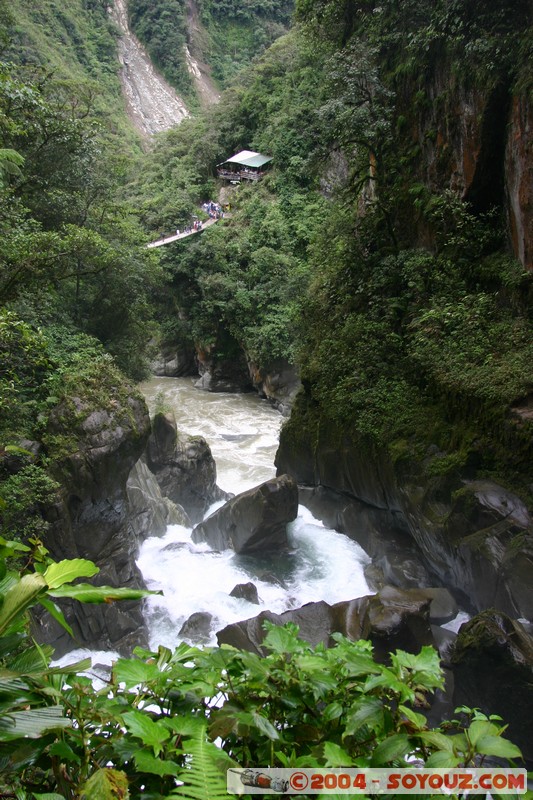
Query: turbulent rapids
136 376 371 649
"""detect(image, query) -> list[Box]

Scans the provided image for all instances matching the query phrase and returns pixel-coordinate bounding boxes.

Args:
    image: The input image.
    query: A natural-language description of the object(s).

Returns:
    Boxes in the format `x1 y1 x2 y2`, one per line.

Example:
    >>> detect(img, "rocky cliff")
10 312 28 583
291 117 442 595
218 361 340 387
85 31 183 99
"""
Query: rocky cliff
35 369 152 657
276 397 533 622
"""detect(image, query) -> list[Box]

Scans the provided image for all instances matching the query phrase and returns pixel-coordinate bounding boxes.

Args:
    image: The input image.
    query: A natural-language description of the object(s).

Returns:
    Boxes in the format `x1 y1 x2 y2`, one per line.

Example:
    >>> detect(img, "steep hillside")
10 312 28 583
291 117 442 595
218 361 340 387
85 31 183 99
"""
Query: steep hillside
6 0 141 150
131 0 533 505
128 0 294 107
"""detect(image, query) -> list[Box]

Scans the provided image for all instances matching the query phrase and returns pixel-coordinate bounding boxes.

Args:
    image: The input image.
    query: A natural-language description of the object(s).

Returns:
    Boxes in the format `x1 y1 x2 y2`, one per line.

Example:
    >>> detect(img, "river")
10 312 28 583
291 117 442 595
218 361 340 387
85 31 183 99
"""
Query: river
136 376 372 649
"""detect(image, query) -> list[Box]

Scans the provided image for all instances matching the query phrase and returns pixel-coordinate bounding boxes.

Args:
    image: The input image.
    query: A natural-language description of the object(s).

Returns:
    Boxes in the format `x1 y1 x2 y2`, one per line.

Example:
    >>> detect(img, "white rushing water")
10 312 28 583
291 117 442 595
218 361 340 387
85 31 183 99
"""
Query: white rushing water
137 376 372 649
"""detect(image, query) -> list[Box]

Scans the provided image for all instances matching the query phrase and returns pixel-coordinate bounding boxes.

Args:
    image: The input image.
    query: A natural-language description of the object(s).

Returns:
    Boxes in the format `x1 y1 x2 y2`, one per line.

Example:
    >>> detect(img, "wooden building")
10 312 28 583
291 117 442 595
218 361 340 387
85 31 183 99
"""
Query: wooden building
217 150 272 182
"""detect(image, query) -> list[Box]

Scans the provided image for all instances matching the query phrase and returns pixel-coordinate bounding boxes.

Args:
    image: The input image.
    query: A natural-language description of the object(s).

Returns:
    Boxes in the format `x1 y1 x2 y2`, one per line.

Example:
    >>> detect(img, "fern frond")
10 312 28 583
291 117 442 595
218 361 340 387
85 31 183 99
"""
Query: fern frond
171 724 234 800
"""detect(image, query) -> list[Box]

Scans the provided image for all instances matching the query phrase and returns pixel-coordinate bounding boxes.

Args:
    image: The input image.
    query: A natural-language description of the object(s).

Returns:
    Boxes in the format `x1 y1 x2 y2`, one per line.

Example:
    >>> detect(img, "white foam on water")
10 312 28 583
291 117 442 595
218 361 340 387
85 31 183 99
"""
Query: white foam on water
137 504 371 650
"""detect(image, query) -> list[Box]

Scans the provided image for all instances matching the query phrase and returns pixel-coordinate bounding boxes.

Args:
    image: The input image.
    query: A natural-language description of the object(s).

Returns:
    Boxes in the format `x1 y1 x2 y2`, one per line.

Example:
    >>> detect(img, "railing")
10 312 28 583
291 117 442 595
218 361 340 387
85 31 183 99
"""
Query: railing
217 168 265 182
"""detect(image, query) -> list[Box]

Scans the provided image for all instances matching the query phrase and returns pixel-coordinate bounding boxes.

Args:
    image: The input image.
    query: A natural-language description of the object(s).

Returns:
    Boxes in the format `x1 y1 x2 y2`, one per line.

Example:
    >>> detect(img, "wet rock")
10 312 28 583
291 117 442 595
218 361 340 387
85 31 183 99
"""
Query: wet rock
192 474 298 554
36 377 152 657
151 341 197 377
505 93 533 270
247 358 301 416
217 587 435 660
127 458 191 539
277 406 533 621
451 610 533 764
195 334 253 393
230 582 260 604
146 411 227 523
179 611 213 644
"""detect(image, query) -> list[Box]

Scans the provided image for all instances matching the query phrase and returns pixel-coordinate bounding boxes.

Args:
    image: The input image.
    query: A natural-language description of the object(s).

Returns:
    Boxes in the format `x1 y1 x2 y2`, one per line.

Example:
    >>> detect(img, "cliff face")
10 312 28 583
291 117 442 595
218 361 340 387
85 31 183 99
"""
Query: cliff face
36 374 152 657
506 94 533 270
403 63 531 269
276 398 533 621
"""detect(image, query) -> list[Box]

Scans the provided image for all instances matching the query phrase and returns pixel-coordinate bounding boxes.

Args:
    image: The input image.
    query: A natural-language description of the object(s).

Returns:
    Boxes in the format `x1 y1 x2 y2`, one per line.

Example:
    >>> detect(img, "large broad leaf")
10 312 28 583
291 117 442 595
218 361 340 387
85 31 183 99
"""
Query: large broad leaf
251 710 280 740
38 596 74 637
48 583 162 603
475 734 522 760
345 698 384 736
0 573 47 635
262 622 303 654
122 709 170 753
323 740 353 767
133 749 180 776
424 750 464 768
417 731 453 753
80 767 130 800
113 657 164 688
44 558 99 589
370 733 413 766
33 794 68 800
0 706 71 740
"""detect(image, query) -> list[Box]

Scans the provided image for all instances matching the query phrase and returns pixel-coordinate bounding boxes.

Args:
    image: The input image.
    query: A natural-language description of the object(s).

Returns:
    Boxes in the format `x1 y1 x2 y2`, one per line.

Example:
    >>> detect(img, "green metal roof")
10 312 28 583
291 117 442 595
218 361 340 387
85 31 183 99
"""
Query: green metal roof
219 150 272 169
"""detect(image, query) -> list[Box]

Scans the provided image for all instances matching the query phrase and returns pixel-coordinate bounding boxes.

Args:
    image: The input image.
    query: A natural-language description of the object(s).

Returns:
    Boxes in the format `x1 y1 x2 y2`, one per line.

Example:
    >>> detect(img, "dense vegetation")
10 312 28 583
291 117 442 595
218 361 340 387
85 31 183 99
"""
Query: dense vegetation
0 0 532 794
0 542 524 798
131 0 533 498
0 0 163 542
129 0 294 96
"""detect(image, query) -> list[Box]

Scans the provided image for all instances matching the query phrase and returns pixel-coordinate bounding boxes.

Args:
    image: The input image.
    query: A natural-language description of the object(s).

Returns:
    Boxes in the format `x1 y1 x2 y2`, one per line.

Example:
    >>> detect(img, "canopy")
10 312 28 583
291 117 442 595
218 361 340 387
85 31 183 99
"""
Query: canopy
218 150 272 169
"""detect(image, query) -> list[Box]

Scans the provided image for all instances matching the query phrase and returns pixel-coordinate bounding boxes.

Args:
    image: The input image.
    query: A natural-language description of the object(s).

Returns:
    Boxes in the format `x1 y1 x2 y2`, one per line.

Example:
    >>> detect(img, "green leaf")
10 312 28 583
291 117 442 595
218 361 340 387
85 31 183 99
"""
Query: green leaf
122 709 170 753
416 730 453 752
370 733 413 766
33 794 68 800
466 719 498 746
80 767 130 799
424 751 463 768
112 657 164 688
475 734 522 760
251 710 280 740
49 740 81 763
0 573 47 635
39 596 74 637
133 749 180 776
262 622 303 654
398 704 428 730
323 740 353 766
44 558 99 589
48 583 162 603
322 701 344 721
345 698 384 735
0 706 71 739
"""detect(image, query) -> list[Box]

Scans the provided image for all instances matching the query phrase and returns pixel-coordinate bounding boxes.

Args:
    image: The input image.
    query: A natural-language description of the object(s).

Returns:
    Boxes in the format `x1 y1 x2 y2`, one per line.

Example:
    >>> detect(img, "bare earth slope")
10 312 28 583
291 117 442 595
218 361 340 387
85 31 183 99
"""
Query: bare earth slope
110 0 190 138
185 0 220 108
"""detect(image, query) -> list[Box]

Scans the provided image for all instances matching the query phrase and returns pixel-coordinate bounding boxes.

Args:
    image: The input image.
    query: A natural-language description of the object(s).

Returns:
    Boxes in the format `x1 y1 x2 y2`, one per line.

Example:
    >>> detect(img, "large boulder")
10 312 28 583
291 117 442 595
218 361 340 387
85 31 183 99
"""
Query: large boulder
216 587 437 659
151 340 197 377
179 611 214 644
451 610 533 765
38 370 152 657
126 458 191 539
192 474 298 554
230 582 260 604
145 411 226 523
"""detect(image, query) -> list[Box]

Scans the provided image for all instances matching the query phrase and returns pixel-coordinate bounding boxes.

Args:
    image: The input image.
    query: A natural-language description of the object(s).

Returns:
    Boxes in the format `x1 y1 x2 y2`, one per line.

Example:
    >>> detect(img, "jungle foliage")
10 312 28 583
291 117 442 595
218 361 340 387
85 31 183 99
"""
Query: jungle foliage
129 0 533 494
128 0 294 95
0 543 524 798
